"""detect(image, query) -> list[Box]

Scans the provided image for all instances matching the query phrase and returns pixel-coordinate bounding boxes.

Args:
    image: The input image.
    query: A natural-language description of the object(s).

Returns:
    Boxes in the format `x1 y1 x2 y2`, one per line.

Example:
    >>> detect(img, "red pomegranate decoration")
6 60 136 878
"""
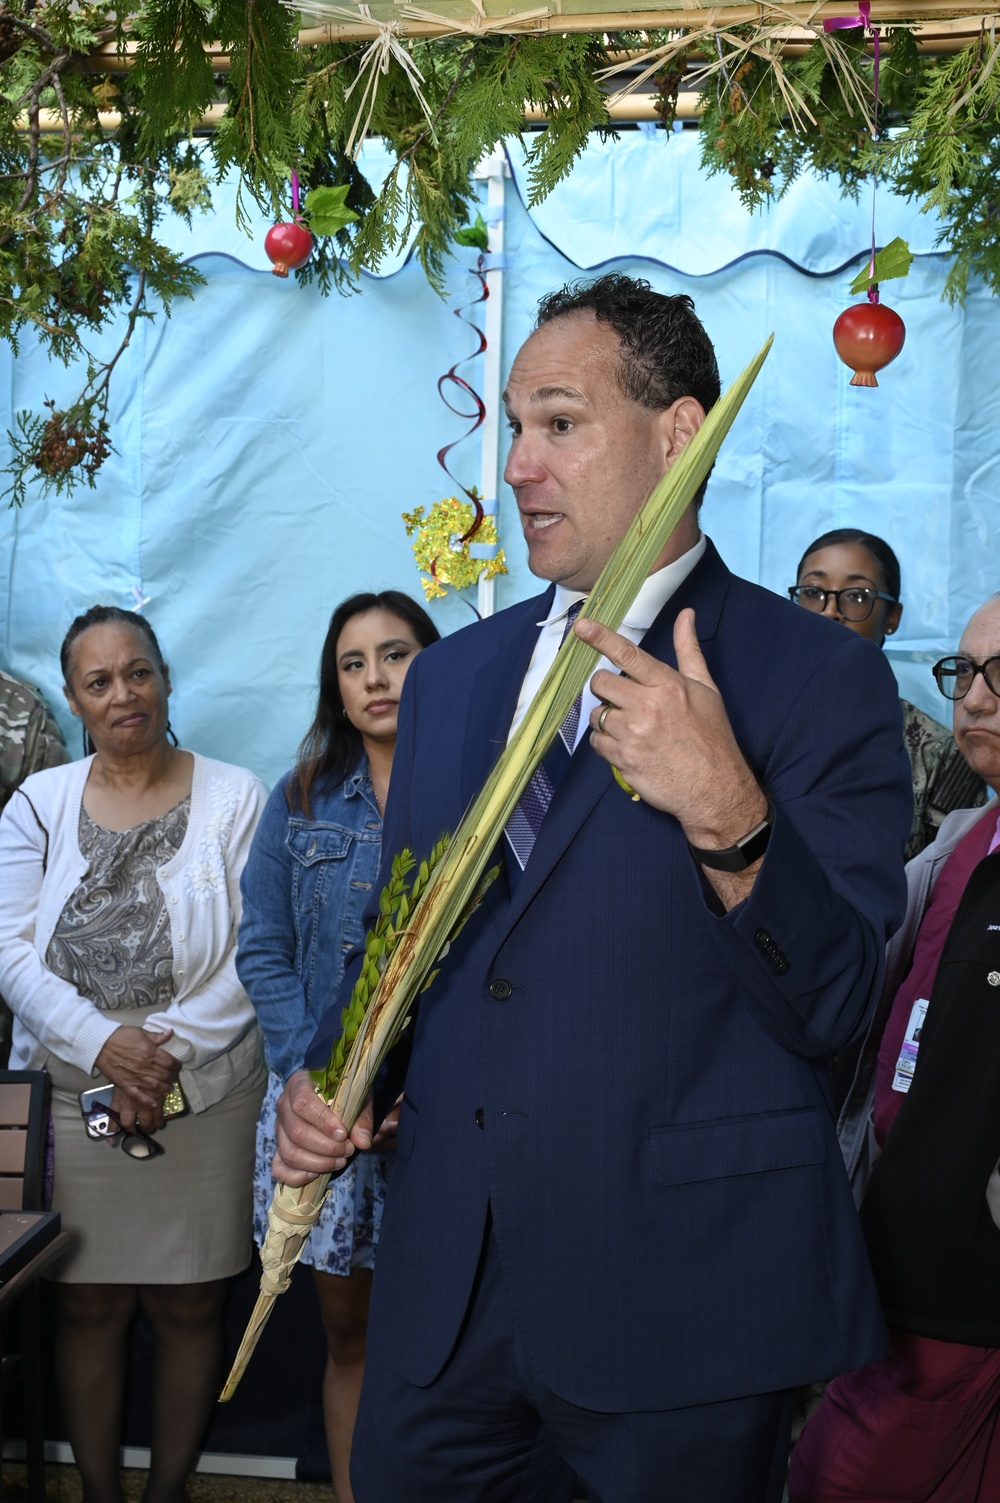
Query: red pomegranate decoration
833 296 906 388
264 219 313 279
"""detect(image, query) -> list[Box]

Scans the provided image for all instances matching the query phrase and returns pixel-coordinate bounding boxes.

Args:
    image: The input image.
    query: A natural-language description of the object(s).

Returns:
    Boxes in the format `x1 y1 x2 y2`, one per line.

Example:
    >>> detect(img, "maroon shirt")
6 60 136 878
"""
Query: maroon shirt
873 808 999 1147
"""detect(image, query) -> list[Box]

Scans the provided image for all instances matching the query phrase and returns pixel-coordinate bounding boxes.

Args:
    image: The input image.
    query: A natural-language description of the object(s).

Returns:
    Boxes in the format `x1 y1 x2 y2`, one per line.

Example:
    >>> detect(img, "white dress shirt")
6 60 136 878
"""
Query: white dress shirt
507 534 707 750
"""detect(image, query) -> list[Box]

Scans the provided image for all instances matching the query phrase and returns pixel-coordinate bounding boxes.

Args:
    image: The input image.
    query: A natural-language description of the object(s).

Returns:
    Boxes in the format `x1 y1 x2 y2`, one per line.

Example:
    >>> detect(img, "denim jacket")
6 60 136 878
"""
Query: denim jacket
236 759 382 1080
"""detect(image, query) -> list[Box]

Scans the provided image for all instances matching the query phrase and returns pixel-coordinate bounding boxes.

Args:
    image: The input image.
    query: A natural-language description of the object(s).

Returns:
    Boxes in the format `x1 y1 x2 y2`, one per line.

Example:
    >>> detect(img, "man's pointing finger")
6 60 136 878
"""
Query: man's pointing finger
672 608 717 691
574 617 661 684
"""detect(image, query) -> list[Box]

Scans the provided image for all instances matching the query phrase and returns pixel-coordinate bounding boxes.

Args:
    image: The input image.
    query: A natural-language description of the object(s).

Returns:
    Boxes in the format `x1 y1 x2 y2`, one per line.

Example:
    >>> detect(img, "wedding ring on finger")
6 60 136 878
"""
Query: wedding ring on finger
597 703 612 735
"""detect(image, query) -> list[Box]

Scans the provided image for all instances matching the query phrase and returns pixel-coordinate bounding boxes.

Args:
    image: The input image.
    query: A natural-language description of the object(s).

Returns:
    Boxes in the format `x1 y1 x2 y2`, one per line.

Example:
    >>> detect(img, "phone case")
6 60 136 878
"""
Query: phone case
162 1082 187 1118
79 1084 115 1115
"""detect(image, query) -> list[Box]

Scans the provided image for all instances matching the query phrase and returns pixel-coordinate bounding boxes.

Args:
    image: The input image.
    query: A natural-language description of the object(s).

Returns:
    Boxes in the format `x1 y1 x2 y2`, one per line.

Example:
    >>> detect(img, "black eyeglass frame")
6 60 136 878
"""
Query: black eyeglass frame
787 577 896 619
932 654 1000 701
84 1101 165 1159
787 585 898 622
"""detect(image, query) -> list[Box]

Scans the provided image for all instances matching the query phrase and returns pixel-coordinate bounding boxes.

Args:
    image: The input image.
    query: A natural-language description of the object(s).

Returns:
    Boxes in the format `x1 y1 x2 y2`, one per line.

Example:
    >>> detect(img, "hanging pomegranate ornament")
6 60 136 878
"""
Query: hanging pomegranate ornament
833 293 906 388
264 171 312 279
265 220 313 278
823 4 911 389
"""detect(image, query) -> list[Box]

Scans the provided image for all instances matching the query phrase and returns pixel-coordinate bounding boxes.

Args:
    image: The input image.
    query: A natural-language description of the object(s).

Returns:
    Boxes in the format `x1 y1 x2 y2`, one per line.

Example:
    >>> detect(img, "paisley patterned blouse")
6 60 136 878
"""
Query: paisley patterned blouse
45 797 190 1012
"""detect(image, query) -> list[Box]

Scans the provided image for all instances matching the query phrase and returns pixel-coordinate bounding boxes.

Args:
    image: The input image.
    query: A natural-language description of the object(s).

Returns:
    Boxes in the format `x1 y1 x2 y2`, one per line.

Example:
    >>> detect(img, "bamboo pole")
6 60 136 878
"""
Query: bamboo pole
19 94 703 133
17 103 229 134
72 9 1000 62
294 2 999 41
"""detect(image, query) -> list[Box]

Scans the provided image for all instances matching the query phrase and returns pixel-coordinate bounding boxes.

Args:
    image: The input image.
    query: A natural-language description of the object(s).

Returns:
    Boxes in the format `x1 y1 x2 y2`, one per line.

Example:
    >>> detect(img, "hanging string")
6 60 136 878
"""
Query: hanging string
291 170 301 218
824 0 881 304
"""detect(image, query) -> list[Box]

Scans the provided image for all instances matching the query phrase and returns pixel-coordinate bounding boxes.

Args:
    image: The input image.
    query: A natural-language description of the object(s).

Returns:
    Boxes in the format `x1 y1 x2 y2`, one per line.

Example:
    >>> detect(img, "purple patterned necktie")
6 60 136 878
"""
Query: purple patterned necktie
505 601 584 874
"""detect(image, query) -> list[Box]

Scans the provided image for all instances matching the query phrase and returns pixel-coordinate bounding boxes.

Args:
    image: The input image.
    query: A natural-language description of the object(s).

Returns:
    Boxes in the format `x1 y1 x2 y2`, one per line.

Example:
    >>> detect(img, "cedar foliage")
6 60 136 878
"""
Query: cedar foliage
2 7 999 498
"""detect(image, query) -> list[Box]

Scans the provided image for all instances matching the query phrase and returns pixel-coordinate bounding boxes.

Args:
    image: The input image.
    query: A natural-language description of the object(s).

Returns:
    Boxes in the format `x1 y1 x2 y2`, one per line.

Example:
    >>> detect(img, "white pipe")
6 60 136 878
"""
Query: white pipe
473 150 509 619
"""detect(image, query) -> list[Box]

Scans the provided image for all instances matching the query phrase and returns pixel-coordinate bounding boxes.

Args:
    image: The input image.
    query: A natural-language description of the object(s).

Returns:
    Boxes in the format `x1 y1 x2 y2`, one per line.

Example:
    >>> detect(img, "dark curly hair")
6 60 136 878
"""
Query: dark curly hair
535 274 721 417
289 590 440 817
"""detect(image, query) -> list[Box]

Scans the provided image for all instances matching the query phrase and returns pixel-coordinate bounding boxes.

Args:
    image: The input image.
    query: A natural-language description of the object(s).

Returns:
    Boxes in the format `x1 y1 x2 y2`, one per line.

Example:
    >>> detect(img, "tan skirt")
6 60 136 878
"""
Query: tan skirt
45 1005 266 1284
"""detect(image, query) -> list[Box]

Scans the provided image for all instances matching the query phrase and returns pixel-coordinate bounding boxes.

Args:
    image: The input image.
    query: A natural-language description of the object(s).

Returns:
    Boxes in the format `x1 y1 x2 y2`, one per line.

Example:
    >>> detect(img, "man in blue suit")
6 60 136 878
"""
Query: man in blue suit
273 275 913 1502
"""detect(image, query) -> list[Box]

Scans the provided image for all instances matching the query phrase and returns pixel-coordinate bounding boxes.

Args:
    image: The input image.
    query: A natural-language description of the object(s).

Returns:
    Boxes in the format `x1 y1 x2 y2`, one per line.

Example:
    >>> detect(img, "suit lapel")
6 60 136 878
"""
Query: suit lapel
497 540 733 935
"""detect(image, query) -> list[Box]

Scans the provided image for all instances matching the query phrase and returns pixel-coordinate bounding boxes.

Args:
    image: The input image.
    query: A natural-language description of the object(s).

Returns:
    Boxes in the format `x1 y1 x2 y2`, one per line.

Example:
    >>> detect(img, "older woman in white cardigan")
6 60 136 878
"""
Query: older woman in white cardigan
0 606 266 1503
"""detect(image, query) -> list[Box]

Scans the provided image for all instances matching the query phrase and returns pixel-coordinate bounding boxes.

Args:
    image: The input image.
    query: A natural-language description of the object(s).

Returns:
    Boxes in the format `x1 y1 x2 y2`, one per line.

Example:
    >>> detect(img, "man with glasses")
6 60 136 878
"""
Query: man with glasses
791 592 1000 1503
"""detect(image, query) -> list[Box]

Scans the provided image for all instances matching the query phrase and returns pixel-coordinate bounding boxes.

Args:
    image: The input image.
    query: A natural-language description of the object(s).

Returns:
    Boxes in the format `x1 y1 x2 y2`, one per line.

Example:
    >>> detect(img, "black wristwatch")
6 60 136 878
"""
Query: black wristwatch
687 802 774 872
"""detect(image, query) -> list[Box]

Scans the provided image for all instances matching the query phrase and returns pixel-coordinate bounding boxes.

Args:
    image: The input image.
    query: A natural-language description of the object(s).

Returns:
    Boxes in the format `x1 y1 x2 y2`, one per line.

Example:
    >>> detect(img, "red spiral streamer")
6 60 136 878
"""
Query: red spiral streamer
435 254 489 552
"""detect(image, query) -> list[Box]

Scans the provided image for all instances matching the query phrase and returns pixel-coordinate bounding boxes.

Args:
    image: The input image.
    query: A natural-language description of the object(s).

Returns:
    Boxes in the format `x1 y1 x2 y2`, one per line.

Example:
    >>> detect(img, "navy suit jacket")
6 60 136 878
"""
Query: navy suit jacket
307 539 912 1411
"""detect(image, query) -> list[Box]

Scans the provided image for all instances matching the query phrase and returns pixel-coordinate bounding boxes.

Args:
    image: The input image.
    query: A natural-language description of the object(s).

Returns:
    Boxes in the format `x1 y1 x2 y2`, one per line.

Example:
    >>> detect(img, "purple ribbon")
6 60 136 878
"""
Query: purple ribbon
824 0 881 301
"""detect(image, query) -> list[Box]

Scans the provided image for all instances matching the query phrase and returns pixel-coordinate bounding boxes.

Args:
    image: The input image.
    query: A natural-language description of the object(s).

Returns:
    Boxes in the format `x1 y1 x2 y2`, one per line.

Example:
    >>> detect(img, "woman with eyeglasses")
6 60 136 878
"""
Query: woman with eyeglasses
790 595 1000 1501
789 528 986 857
0 605 267 1503
236 590 439 1503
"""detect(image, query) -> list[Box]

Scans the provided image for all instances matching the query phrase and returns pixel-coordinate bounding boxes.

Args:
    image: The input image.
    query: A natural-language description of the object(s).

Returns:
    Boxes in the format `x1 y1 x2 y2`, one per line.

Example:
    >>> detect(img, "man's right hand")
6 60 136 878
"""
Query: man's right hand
272 1071 375 1186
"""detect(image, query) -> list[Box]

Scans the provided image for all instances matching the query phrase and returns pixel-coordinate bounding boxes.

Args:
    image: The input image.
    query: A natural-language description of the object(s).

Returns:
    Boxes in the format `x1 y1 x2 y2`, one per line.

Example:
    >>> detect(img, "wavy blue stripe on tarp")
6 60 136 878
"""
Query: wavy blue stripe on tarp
503 129 942 276
154 131 942 284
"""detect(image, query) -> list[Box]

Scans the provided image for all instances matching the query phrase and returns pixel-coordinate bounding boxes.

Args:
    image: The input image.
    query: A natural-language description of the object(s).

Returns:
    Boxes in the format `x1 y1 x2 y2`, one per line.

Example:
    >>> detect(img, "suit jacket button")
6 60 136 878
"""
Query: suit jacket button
489 979 513 1001
475 1108 485 1129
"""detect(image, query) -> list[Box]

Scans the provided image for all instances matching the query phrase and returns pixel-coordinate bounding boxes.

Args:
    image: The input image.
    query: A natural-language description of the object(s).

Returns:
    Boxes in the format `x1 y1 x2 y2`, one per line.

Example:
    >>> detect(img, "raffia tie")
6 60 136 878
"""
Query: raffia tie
258 1178 332 1295
283 1 437 157
400 0 551 34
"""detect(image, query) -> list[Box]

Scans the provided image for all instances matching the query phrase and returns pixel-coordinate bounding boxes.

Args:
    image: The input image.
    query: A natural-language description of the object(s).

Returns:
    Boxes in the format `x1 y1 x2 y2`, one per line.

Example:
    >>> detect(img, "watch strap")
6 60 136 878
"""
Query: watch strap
687 801 774 872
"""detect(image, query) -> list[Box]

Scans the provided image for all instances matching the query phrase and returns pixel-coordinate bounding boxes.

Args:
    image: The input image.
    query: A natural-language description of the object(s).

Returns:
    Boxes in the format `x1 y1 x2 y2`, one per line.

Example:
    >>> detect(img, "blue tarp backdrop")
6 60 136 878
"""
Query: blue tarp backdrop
2 128 997 790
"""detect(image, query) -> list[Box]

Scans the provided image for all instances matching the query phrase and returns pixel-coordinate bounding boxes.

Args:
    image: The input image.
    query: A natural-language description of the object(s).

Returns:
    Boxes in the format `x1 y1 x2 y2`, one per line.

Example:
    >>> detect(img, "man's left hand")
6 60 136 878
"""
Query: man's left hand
576 608 767 854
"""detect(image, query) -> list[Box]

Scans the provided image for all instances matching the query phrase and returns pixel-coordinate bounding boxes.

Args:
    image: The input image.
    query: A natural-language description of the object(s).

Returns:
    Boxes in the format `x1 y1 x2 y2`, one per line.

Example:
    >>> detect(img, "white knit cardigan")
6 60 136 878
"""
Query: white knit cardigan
0 752 267 1112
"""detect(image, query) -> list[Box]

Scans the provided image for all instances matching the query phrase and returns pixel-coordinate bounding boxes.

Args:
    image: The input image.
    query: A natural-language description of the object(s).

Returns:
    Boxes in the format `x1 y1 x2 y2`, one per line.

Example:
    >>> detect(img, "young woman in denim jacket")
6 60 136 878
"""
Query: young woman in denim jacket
237 590 438 1502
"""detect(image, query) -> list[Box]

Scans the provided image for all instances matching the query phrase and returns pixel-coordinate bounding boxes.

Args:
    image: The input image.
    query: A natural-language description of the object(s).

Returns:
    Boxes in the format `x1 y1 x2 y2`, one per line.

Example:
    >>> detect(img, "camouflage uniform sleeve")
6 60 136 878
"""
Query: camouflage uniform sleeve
21 699 71 781
0 676 70 812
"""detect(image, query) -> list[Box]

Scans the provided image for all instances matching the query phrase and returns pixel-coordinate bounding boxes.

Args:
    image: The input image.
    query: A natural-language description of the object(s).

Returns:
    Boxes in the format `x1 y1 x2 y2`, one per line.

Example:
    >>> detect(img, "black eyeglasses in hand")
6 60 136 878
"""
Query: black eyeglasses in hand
84 1102 165 1160
932 654 1000 701
787 585 897 623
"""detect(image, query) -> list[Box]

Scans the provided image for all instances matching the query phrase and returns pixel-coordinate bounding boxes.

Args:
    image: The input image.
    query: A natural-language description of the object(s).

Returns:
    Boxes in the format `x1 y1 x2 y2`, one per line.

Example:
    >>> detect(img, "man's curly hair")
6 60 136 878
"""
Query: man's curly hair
535 274 721 417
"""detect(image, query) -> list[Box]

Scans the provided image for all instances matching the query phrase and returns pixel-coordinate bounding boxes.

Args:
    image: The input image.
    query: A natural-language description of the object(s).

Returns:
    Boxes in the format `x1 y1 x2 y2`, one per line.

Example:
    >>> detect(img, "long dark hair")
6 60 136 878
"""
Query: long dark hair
289 591 439 817
796 528 901 601
60 606 172 757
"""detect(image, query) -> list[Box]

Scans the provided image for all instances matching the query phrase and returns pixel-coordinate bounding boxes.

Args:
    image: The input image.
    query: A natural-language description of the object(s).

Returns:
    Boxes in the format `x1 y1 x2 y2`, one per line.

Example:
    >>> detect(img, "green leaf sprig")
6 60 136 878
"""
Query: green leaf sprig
302 184 361 237
311 835 450 1100
848 236 914 296
454 212 489 251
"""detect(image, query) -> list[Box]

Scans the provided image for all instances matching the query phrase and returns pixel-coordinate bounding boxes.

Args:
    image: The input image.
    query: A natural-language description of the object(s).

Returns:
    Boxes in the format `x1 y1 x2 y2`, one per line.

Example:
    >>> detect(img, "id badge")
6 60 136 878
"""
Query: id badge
892 998 928 1094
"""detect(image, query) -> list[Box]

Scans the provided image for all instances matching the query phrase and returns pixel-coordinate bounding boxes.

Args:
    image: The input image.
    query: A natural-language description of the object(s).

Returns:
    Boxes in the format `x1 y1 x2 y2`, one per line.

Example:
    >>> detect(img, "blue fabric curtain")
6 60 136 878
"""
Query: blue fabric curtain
2 129 994 788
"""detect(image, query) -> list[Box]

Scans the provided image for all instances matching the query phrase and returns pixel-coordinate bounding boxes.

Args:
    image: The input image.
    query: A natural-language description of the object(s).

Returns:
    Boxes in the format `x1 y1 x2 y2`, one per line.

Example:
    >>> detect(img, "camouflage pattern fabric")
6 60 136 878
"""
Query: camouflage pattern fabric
0 668 70 1064
0 667 70 811
901 697 988 861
